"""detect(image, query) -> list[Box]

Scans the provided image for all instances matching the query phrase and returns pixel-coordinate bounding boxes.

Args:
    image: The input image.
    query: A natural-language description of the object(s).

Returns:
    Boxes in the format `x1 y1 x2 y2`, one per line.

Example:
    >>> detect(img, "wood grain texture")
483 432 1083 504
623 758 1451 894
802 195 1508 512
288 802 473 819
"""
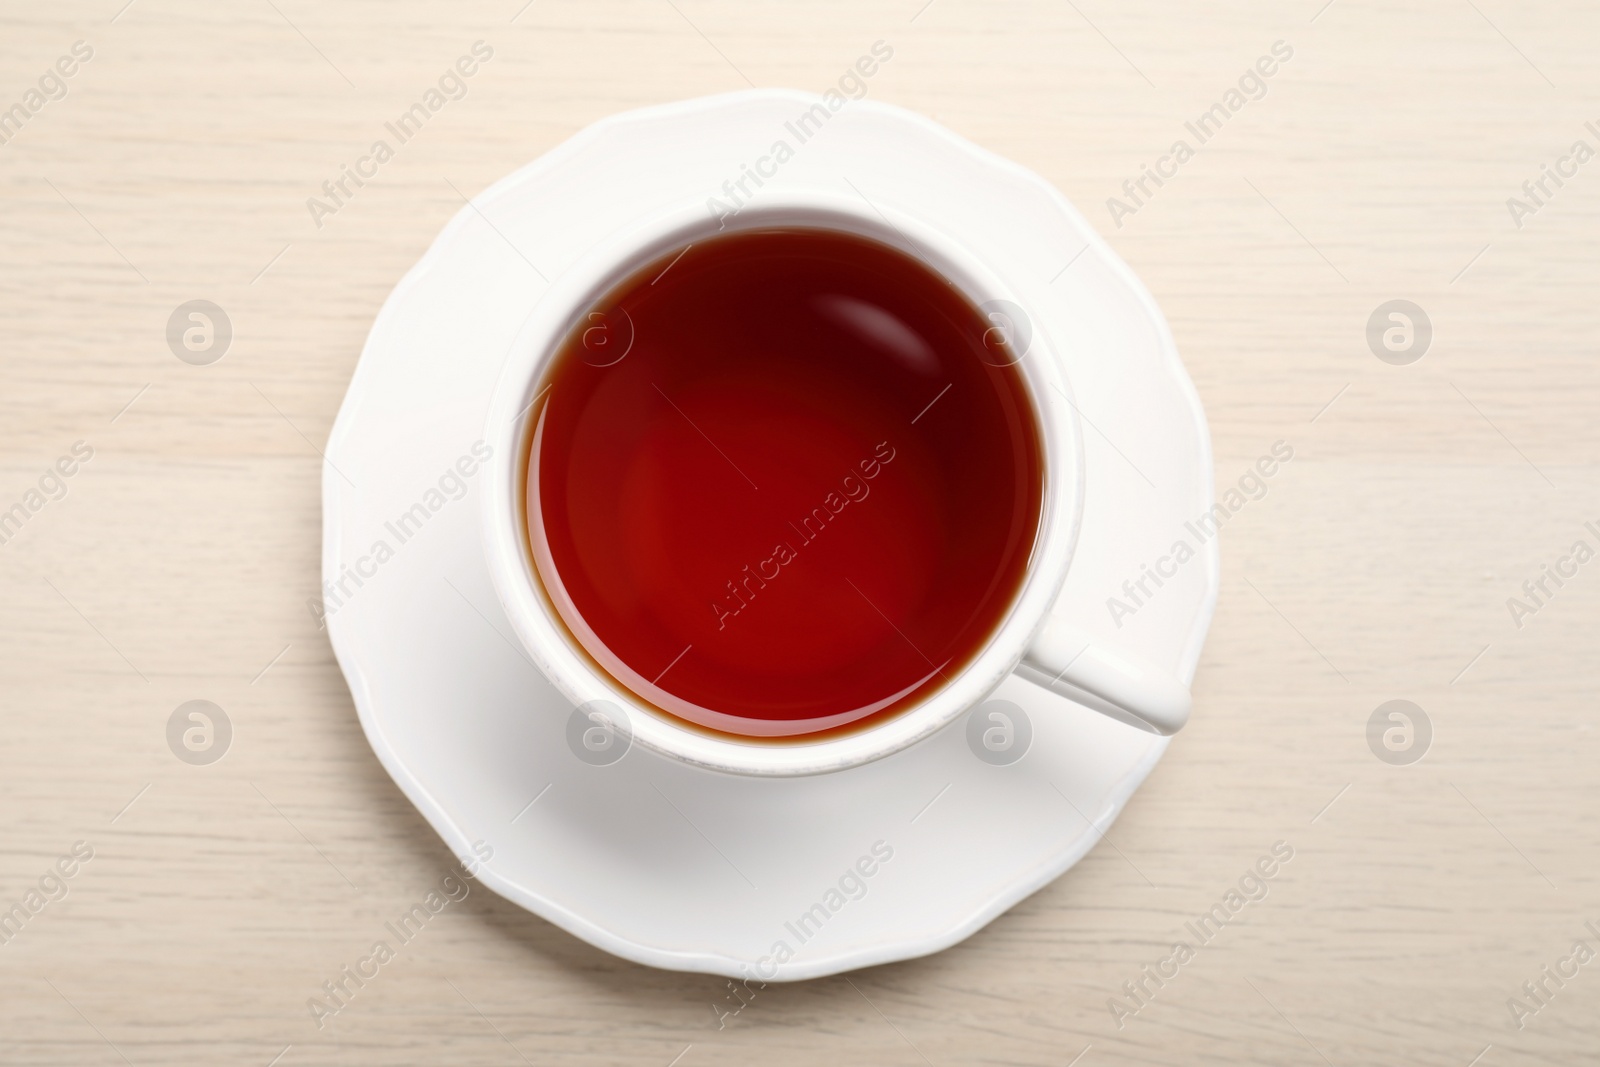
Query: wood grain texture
1 1 1597 1064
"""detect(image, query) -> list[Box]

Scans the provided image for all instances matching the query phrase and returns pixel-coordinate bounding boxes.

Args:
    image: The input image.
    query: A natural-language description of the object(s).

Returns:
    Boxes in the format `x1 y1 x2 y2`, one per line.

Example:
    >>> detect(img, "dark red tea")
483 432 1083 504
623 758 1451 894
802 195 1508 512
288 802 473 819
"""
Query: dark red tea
526 227 1043 738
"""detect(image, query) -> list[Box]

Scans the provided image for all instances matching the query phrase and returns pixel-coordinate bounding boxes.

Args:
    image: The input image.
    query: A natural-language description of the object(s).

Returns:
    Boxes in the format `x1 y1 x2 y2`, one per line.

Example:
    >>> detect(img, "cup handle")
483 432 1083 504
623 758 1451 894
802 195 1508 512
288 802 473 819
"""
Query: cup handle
1015 616 1191 735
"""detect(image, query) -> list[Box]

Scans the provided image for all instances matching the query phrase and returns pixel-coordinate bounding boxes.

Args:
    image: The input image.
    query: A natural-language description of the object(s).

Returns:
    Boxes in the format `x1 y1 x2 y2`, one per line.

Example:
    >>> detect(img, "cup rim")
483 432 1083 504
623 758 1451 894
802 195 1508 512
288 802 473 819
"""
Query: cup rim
482 189 1084 776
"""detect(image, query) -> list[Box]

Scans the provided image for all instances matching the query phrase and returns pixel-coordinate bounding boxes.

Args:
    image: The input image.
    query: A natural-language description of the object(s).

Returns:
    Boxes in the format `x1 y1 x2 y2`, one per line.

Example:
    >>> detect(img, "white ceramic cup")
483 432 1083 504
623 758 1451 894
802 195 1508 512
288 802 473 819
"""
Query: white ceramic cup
483 191 1191 777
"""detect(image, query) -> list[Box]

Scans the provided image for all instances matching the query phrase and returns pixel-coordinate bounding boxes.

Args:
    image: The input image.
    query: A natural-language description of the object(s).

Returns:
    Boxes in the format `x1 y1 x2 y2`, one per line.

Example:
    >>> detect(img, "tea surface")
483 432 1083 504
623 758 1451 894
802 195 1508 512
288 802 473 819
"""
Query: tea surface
528 228 1043 737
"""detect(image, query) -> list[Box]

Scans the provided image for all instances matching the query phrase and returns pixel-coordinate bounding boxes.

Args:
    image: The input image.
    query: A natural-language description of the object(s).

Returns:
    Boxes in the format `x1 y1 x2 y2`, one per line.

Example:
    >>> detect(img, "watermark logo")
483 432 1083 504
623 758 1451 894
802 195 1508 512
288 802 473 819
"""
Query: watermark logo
579 306 635 367
167 699 232 765
1366 699 1430 765
1366 299 1430 365
167 300 232 365
966 699 1031 765
567 700 631 766
975 299 1030 366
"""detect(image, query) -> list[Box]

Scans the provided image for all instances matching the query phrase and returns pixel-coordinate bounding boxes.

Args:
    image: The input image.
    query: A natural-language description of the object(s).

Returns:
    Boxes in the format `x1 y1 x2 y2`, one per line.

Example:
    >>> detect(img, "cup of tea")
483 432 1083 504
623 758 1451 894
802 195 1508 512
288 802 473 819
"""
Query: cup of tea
482 190 1191 776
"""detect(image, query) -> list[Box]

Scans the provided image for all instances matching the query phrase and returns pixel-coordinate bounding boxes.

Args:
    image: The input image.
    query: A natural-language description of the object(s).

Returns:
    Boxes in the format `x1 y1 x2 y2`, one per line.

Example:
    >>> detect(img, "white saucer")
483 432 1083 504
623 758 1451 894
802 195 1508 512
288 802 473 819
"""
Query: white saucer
323 90 1217 980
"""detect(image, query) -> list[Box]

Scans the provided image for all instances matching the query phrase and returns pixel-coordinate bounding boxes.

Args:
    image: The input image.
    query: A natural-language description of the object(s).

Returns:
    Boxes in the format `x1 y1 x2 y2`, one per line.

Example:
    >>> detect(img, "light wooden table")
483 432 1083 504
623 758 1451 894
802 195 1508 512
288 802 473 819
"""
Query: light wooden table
3 1 1597 1064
